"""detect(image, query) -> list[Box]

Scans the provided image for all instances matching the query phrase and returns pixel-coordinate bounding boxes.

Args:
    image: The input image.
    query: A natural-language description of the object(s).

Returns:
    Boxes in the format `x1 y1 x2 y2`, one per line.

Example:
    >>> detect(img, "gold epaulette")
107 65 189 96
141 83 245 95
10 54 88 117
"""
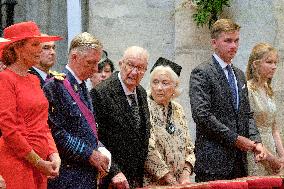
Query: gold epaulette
49 70 66 81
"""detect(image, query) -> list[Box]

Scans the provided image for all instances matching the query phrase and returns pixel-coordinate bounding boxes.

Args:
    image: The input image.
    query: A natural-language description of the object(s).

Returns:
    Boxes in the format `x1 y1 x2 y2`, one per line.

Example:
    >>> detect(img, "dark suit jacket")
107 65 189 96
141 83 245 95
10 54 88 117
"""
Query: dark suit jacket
91 72 151 187
189 56 261 179
29 67 45 88
43 68 99 189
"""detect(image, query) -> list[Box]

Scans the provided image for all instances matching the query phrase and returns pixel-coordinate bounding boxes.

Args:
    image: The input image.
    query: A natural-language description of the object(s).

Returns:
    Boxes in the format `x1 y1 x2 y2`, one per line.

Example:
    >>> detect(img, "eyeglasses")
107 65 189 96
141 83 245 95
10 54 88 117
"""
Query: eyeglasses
124 61 147 73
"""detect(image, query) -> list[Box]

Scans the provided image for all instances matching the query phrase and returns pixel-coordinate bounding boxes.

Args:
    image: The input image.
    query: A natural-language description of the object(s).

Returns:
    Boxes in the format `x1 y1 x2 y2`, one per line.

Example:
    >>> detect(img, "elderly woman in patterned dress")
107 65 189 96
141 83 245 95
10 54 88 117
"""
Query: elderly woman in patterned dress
144 57 195 186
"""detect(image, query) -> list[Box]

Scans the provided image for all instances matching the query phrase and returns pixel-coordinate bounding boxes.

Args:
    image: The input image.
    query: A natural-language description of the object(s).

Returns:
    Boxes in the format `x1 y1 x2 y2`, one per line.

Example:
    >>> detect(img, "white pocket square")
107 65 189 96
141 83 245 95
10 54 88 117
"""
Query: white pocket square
242 84 246 89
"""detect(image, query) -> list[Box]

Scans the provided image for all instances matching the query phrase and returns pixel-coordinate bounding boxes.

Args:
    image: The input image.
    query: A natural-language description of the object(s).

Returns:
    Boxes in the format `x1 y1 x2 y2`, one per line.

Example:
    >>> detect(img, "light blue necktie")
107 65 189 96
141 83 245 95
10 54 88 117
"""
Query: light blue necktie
226 65 238 110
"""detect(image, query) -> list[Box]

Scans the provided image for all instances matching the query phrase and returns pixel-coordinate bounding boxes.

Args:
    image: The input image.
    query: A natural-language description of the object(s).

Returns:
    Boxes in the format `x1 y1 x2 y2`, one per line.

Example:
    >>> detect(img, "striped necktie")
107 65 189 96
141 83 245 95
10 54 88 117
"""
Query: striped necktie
128 94 141 126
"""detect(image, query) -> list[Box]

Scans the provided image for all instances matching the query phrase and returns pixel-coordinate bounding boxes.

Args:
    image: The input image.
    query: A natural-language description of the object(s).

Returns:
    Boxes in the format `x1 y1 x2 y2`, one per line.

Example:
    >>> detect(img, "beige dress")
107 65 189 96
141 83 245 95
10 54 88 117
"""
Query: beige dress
144 97 195 186
247 80 278 175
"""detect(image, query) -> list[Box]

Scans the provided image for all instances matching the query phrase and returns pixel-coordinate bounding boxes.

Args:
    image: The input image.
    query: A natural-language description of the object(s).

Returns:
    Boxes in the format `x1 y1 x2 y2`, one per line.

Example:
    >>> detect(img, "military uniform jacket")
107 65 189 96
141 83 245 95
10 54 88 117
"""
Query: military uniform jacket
28 67 45 87
43 68 99 189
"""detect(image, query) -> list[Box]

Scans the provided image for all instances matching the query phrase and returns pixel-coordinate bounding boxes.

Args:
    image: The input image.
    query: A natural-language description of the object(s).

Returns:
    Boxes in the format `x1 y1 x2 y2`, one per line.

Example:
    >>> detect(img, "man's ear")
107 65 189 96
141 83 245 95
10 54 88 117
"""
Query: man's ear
211 39 216 49
118 60 123 67
71 52 78 62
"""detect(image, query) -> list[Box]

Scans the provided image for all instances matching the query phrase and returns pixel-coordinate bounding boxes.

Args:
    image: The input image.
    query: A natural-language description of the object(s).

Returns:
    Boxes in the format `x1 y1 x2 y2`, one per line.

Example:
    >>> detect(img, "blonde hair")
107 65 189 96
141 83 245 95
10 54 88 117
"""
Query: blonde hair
69 32 102 54
246 42 278 97
149 65 181 99
211 19 240 39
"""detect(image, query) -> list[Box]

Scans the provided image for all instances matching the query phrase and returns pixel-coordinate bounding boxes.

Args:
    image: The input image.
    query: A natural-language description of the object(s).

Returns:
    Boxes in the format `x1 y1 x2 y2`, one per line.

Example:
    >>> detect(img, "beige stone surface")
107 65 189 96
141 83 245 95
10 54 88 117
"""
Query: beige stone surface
13 0 68 71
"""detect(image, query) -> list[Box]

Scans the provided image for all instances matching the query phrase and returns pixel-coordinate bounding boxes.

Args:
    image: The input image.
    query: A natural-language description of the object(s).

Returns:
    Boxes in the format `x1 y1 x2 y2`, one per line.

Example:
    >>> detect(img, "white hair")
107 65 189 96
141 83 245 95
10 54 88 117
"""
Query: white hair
149 65 181 98
122 46 149 63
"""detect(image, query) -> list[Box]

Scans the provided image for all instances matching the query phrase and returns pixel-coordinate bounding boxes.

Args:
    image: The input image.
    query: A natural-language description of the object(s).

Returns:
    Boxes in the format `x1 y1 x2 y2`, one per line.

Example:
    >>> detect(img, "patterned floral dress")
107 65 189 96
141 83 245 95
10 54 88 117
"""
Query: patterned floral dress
247 80 279 175
144 97 195 186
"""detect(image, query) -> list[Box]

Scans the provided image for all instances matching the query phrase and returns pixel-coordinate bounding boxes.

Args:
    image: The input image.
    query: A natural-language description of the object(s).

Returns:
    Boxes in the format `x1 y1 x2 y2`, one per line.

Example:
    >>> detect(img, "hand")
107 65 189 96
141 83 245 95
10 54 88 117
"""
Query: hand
89 150 109 178
253 143 266 162
178 176 191 185
36 159 58 177
109 172 129 189
159 172 178 186
270 159 282 174
178 169 192 185
279 157 284 164
235 136 256 151
0 63 6 72
265 150 282 174
47 153 61 179
0 175 6 189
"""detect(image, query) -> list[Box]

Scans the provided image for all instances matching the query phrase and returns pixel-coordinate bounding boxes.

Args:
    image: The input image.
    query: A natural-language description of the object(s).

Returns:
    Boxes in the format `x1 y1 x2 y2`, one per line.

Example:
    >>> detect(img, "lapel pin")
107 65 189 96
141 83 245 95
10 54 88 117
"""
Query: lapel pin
74 84 78 92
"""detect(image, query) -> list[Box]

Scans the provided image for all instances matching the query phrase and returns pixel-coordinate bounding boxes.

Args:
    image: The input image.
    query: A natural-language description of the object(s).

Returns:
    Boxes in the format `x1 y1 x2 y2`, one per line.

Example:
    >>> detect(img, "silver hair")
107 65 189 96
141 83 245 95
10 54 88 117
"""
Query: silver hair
149 65 181 99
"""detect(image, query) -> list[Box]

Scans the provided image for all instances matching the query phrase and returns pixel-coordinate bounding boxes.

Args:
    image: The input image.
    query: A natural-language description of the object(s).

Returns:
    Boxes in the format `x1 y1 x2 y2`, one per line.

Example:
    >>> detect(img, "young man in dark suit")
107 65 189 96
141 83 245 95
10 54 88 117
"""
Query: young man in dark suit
189 19 266 182
43 32 111 189
91 46 151 189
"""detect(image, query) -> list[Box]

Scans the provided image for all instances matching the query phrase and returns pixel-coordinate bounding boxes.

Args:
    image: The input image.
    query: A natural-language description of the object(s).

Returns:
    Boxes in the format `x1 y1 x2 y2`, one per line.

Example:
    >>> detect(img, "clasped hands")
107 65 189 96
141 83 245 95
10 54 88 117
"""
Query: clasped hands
235 136 266 162
109 172 130 189
0 175 6 189
89 150 110 178
32 152 60 179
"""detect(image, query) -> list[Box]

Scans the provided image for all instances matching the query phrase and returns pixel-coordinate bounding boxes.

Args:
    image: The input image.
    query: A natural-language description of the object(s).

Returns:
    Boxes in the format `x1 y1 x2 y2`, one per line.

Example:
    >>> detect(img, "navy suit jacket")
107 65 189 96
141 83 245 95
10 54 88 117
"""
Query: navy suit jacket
29 67 45 88
189 56 261 179
91 72 151 187
43 68 99 189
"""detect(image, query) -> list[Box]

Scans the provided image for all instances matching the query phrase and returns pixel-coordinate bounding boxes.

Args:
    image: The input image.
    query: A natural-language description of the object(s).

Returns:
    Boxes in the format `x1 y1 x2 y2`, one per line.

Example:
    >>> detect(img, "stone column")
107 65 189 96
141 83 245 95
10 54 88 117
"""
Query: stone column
88 0 175 87
174 0 212 139
14 0 68 71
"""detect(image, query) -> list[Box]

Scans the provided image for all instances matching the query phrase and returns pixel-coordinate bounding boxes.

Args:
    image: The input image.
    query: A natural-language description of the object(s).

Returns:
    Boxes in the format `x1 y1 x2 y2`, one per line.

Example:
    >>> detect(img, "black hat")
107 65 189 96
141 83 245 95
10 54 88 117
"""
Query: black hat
99 50 114 64
150 57 182 76
99 50 108 64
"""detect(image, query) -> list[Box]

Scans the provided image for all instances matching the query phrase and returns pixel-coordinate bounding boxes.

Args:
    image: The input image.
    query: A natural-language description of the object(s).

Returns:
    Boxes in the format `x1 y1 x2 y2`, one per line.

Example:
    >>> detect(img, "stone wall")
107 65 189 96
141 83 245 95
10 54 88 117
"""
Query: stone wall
174 0 284 139
12 0 68 71
88 0 176 88
10 0 284 139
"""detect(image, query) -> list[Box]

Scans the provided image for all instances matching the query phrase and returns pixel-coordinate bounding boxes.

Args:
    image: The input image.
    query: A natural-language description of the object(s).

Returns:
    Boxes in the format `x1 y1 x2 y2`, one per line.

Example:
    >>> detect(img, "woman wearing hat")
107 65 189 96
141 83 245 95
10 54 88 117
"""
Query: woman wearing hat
143 58 195 186
0 21 62 189
90 50 115 88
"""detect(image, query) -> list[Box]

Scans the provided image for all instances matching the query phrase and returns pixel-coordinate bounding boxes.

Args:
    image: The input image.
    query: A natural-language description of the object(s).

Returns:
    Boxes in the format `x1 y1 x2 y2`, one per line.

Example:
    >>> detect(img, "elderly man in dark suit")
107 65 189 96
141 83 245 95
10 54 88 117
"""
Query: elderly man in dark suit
189 19 266 182
91 46 151 189
43 32 111 189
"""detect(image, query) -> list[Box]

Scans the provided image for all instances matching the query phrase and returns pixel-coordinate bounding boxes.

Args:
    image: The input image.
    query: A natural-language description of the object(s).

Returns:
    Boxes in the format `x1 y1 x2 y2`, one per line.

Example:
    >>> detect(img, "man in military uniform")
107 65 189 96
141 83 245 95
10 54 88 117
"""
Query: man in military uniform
43 32 111 189
29 33 62 87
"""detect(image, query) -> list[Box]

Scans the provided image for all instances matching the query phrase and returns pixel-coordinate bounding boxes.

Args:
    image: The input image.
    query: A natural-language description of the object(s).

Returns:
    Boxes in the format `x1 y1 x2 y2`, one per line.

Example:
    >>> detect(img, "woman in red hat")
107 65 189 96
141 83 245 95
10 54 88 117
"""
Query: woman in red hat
0 21 62 189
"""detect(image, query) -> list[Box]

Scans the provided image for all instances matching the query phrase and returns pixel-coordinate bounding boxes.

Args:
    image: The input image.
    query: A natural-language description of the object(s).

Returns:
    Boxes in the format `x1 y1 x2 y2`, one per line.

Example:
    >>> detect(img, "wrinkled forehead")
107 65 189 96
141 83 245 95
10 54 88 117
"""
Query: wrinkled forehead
124 56 148 66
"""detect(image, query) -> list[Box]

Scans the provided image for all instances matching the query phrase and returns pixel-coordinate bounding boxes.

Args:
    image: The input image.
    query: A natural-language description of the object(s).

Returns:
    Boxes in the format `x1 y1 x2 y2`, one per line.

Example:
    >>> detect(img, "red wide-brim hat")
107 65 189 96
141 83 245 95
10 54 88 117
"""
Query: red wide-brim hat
0 21 62 49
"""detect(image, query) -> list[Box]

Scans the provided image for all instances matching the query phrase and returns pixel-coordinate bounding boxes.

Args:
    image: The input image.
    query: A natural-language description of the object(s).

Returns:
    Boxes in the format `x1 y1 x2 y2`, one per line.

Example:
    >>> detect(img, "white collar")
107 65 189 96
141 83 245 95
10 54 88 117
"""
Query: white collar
65 65 83 84
213 53 232 69
32 66 48 80
118 72 136 96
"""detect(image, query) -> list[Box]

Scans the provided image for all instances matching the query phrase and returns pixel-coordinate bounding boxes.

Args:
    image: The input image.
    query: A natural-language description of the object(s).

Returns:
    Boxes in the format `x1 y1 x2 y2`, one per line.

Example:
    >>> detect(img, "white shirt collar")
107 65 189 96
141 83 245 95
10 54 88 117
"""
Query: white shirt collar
213 53 232 69
65 65 83 84
118 72 136 95
32 66 48 81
